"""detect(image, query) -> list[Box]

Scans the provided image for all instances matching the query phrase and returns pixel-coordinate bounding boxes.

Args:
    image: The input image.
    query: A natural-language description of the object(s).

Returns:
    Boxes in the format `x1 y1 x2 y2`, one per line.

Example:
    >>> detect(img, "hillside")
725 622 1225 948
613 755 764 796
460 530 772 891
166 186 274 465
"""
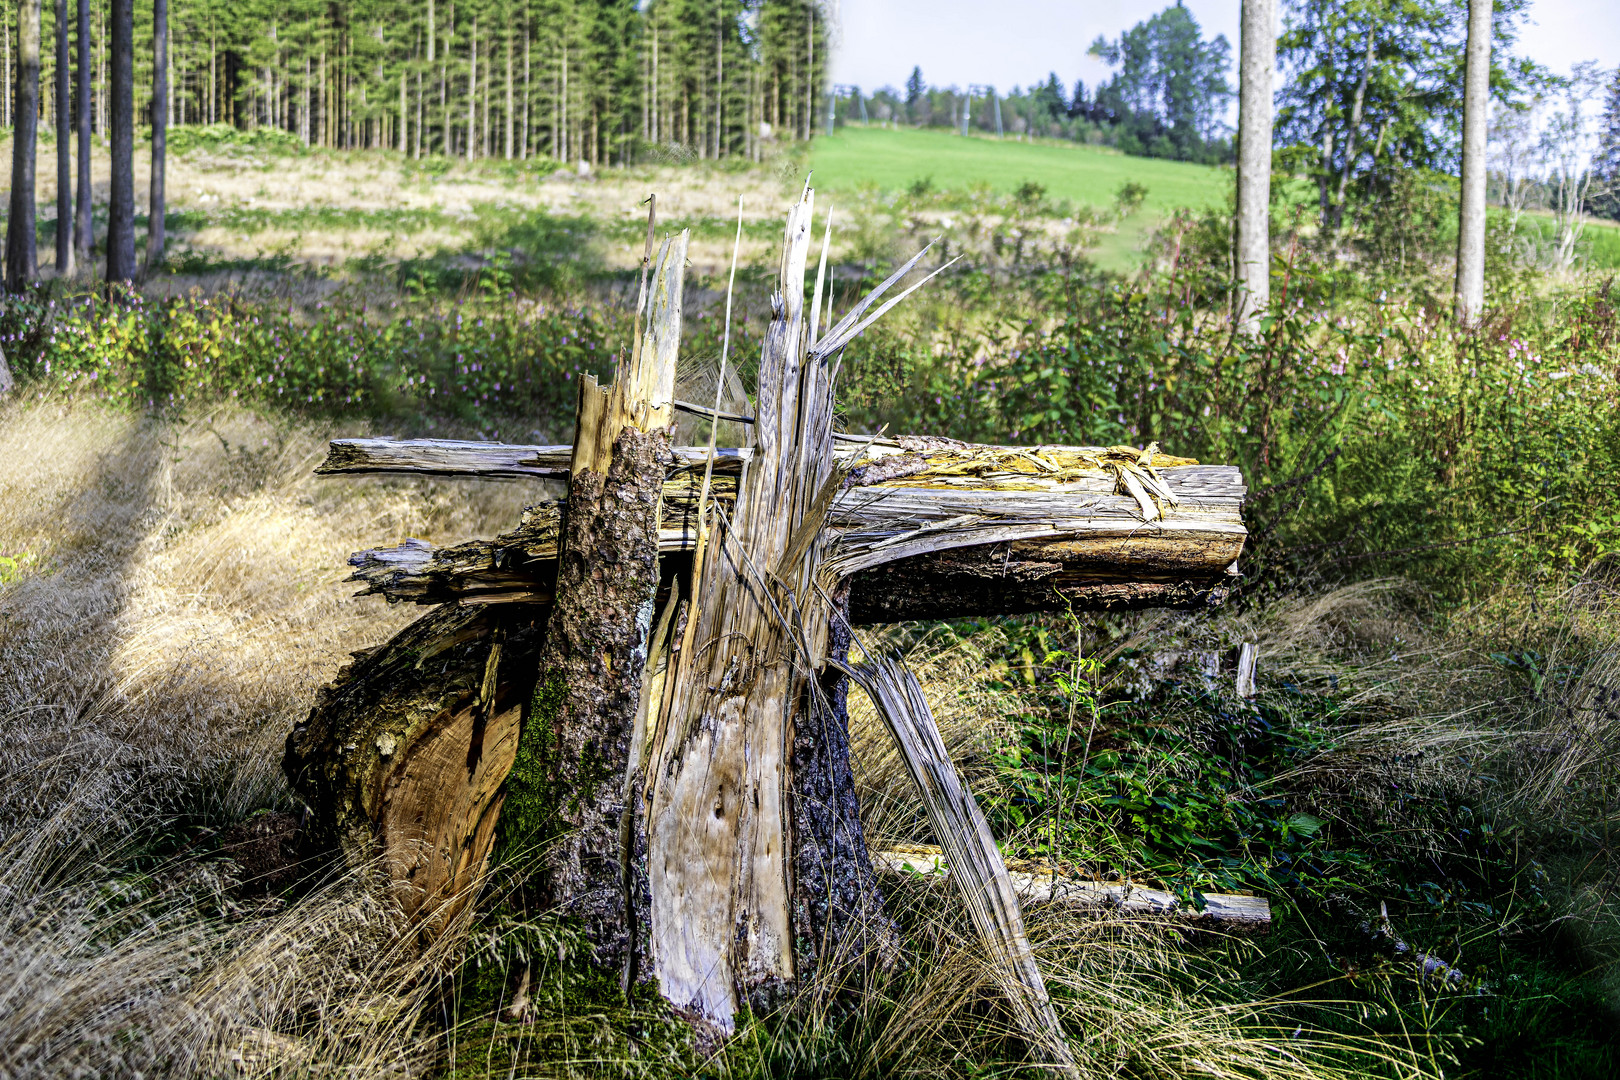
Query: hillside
812 125 1230 269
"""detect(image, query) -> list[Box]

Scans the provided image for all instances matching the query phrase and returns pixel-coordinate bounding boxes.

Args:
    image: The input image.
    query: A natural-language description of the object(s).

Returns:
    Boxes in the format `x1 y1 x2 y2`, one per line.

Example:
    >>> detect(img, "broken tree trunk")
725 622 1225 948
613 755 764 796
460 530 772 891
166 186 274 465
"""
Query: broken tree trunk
502 227 688 989
289 188 1252 1056
639 194 834 1026
284 602 548 935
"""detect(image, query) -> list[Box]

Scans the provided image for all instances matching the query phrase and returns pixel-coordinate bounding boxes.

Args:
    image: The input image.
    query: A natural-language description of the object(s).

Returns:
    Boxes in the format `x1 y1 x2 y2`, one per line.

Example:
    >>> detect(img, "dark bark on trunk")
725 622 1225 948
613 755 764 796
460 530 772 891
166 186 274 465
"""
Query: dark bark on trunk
105 0 134 284
6 0 41 292
791 579 900 979
144 0 165 271
74 0 89 266
54 0 71 275
849 546 1229 623
503 424 669 977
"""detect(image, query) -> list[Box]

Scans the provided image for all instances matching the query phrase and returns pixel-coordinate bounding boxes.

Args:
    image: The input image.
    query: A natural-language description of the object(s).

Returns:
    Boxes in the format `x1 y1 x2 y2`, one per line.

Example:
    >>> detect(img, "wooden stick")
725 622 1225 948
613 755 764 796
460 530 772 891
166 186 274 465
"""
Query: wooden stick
873 845 1272 931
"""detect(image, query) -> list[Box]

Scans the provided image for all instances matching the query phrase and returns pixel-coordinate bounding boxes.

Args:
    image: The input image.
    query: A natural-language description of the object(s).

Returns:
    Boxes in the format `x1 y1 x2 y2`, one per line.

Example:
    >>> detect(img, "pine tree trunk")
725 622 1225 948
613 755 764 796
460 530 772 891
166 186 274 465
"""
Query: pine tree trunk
502 229 688 987
54 0 72 275
1234 0 1273 334
145 0 166 272
6 0 41 292
73 0 88 266
503 26 511 159
465 16 474 160
105 0 134 283
1455 0 1491 322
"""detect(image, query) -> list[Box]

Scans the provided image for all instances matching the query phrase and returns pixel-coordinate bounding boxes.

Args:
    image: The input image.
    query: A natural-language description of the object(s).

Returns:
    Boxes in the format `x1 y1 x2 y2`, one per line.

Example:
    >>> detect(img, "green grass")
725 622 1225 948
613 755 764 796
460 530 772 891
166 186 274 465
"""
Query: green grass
811 125 1230 269
811 124 1228 211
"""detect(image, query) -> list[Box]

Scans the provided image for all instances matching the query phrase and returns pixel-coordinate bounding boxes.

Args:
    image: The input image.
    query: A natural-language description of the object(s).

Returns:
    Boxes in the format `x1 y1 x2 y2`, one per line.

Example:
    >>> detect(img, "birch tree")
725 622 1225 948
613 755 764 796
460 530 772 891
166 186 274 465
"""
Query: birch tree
1235 0 1274 334
1454 0 1490 322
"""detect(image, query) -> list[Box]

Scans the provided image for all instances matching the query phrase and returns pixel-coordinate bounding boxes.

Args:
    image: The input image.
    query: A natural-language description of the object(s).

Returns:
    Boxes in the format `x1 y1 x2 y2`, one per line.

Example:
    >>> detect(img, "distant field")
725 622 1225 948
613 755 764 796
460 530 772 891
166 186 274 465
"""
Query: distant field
811 125 1228 211
811 125 1227 268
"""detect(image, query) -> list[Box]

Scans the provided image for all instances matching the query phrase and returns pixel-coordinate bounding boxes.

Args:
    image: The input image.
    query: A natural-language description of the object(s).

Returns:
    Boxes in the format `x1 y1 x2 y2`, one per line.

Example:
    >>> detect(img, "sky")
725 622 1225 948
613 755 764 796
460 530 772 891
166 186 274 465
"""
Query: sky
830 0 1620 99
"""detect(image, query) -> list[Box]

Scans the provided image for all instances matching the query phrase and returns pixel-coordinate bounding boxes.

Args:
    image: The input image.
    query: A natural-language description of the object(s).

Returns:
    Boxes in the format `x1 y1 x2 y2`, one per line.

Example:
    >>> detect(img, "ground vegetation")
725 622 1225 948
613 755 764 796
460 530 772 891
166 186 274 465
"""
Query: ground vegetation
0 109 1618 1078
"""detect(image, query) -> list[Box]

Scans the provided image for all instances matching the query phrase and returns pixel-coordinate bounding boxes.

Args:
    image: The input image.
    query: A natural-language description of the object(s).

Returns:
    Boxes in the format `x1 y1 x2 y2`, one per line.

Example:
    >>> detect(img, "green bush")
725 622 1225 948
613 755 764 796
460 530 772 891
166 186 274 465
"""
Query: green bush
837 270 1620 596
1 286 622 436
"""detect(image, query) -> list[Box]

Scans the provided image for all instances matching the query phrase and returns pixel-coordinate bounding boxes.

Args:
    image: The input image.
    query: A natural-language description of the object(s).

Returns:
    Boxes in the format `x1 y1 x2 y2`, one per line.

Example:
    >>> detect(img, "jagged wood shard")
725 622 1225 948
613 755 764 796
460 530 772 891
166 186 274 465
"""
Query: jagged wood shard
845 655 1078 1075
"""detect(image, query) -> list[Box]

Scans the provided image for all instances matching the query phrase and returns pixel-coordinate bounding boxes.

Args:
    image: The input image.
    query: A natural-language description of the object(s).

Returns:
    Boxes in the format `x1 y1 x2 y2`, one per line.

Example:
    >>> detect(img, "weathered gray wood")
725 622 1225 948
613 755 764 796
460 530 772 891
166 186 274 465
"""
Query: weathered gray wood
339 442 1246 617
874 845 1273 932
317 437 749 478
1236 642 1259 699
845 655 1078 1076
642 192 832 1031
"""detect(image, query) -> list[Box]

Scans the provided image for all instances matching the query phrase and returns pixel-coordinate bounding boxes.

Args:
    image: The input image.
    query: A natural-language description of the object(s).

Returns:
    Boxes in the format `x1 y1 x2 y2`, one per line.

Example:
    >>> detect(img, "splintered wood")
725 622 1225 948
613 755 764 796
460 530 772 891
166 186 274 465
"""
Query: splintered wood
642 195 831 1026
845 655 1078 1075
292 183 1254 1064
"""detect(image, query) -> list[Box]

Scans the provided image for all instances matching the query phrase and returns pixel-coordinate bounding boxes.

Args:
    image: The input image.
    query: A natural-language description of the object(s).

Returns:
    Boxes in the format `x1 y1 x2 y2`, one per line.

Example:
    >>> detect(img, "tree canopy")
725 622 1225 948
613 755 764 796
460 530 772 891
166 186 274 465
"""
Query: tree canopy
1087 2 1232 164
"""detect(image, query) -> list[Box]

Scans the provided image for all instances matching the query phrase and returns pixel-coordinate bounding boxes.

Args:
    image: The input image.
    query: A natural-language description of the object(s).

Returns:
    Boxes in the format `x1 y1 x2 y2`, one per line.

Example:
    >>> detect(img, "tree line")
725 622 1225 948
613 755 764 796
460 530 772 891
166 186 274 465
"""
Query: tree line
838 5 1235 165
2 0 829 291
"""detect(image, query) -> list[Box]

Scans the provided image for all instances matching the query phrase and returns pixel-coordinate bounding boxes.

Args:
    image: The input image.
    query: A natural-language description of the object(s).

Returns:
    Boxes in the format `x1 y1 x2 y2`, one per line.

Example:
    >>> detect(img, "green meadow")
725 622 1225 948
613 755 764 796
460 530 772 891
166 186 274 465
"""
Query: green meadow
810 124 1229 210
812 124 1230 268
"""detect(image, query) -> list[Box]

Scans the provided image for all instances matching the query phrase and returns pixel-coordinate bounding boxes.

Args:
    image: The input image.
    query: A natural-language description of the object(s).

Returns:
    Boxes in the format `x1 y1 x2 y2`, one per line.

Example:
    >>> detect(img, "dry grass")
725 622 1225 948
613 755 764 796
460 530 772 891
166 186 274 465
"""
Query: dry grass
0 398 545 1077
0 135 804 285
1 397 1560 1077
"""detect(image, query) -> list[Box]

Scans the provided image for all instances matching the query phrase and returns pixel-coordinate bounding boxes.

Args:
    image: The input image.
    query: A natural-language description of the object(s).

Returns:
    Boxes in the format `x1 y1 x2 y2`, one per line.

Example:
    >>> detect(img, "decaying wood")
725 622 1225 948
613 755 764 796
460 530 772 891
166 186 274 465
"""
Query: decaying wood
641 193 832 1029
874 845 1273 932
844 654 1078 1075
508 228 688 987
283 602 549 936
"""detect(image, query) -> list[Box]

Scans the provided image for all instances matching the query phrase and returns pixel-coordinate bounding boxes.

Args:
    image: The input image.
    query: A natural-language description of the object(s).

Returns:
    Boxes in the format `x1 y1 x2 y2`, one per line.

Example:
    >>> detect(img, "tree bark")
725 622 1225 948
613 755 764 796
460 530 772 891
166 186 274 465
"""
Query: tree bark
54 0 71 275
105 0 133 283
74 0 89 268
500 230 688 987
6 0 41 293
144 0 166 272
1234 0 1273 335
791 580 901 979
1454 0 1491 323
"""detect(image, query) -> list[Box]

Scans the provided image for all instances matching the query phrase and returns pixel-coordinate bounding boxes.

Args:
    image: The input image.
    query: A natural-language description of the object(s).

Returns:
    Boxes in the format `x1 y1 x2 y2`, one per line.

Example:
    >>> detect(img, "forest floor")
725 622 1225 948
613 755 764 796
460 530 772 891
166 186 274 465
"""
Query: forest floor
2 137 1619 1078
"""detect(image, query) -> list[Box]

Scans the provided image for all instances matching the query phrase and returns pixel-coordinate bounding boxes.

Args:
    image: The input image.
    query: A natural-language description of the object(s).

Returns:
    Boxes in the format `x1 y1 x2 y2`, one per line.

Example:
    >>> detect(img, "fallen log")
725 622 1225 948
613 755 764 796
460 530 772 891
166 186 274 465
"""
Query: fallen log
341 441 1244 619
873 844 1273 932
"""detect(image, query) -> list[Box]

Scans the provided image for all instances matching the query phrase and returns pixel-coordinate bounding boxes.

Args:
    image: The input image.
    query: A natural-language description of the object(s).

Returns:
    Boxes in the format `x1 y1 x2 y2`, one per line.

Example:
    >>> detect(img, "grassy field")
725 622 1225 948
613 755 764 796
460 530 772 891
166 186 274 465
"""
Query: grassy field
811 125 1228 212
812 125 1230 269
